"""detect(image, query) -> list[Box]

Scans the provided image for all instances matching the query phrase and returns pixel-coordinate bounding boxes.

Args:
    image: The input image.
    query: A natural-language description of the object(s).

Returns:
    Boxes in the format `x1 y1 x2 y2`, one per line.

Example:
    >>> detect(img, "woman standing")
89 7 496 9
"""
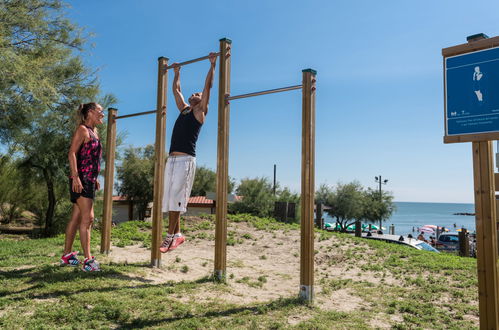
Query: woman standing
60 102 104 271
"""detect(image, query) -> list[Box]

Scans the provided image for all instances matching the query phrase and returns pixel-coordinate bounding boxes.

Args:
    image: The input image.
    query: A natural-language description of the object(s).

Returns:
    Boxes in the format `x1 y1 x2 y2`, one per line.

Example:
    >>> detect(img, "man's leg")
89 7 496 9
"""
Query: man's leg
168 211 181 235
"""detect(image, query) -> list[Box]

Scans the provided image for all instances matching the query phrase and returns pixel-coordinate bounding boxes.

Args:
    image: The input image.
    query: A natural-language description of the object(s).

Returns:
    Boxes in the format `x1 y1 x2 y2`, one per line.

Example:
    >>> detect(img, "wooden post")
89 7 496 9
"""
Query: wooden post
472 141 499 328
315 203 323 229
458 228 469 257
151 57 168 267
214 38 231 281
354 220 361 237
100 108 117 254
300 68 316 302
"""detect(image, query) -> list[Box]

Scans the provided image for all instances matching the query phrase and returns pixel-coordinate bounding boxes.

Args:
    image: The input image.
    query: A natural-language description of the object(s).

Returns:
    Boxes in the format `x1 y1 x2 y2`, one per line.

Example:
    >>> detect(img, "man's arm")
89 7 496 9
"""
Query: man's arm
199 53 218 114
172 63 189 111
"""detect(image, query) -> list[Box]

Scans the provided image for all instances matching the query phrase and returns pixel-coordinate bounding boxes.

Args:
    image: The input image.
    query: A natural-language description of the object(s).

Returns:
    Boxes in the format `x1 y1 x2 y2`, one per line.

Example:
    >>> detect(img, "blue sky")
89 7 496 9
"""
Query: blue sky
66 0 499 203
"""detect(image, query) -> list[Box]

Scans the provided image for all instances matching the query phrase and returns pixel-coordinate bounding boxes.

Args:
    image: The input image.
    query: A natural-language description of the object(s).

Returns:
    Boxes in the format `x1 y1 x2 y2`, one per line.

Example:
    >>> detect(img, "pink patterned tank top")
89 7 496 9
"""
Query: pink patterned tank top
77 125 102 183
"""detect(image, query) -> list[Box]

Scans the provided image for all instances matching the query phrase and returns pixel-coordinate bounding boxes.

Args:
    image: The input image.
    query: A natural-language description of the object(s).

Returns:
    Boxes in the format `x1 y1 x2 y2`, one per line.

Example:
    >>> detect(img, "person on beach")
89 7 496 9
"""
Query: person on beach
159 53 217 253
417 232 428 243
60 102 104 271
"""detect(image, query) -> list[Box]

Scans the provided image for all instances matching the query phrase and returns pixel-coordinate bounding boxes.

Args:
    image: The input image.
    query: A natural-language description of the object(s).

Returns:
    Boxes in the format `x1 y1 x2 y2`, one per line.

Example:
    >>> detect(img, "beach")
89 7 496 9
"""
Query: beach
324 201 476 235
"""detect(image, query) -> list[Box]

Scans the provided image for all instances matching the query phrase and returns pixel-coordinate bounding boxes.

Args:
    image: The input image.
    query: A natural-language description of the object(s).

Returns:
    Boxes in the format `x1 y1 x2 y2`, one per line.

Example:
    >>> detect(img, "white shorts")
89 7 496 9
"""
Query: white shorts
162 155 196 213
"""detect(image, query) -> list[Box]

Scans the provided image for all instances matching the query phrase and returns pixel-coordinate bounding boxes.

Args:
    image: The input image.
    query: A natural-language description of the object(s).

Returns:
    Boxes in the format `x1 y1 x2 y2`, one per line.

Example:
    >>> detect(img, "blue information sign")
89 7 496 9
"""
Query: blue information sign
445 46 499 136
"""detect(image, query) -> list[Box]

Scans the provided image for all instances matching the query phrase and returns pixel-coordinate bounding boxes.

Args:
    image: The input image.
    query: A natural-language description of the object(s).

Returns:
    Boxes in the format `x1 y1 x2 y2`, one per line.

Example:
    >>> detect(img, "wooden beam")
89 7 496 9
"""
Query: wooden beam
100 108 117 254
442 36 499 58
300 69 316 302
444 132 499 144
151 57 168 267
472 141 499 328
214 38 231 281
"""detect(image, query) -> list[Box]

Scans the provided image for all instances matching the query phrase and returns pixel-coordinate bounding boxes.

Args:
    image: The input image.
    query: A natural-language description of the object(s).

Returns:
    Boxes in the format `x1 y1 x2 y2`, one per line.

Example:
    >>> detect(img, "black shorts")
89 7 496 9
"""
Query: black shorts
69 178 96 203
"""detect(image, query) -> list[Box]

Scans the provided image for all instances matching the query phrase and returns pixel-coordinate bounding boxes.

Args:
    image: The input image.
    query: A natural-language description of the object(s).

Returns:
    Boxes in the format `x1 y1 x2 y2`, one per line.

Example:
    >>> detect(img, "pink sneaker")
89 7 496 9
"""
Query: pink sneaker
169 236 185 251
82 257 100 272
159 235 174 253
60 251 80 266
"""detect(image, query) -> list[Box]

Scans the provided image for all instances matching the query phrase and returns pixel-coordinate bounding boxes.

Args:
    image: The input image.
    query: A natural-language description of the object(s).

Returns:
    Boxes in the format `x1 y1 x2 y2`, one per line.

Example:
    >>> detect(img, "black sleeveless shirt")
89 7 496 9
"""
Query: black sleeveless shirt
169 107 202 157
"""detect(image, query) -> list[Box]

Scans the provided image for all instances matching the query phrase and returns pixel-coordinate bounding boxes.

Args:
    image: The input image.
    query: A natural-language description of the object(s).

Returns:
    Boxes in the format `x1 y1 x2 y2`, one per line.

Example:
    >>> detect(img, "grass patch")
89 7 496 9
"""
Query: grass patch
0 214 481 329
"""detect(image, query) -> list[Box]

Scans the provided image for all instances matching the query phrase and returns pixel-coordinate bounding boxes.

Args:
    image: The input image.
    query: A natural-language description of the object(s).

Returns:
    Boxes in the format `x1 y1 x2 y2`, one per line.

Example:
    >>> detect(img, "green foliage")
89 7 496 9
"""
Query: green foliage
361 187 396 226
275 186 299 203
316 182 364 232
191 165 235 196
316 182 395 232
116 145 155 220
230 177 275 218
0 0 116 235
111 220 153 248
0 156 35 223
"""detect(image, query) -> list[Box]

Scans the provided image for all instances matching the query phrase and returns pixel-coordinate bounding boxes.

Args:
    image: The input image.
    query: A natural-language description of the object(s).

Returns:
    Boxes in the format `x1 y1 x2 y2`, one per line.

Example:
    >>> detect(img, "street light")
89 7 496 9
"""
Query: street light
375 175 389 230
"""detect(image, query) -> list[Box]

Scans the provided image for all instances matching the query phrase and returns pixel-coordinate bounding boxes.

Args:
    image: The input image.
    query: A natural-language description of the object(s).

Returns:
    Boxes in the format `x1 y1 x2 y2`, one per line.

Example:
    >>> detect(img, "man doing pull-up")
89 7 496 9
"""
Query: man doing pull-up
160 53 217 253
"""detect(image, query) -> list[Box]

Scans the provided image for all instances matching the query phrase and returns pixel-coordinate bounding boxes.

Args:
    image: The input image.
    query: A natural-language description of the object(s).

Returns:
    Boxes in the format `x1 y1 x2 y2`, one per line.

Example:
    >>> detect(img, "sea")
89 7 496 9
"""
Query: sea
324 201 476 236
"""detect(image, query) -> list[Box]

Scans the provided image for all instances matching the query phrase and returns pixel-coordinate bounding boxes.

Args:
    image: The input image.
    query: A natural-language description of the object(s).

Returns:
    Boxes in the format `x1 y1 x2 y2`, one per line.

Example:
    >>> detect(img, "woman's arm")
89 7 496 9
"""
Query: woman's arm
68 126 87 193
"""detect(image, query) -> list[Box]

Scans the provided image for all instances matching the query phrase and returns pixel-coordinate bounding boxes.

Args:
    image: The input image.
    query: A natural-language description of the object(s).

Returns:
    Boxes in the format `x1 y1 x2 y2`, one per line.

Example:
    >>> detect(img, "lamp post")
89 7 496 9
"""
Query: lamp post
375 175 388 230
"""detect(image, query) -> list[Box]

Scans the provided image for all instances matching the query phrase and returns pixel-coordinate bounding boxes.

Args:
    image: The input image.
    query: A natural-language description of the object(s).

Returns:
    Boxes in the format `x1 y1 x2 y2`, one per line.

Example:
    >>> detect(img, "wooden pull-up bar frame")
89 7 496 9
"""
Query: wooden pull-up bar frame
165 52 221 70
226 85 302 101
214 38 317 302
100 39 317 303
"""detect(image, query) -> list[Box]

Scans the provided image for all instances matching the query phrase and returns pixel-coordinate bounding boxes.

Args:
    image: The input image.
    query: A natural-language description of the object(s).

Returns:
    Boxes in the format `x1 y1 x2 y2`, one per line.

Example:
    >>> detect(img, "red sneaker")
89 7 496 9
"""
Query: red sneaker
159 235 174 253
168 236 185 251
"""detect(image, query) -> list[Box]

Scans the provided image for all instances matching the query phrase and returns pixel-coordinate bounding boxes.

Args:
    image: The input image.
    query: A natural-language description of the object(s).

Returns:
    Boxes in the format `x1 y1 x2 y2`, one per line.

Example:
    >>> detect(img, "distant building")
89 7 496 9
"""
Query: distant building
111 195 236 222
111 196 137 224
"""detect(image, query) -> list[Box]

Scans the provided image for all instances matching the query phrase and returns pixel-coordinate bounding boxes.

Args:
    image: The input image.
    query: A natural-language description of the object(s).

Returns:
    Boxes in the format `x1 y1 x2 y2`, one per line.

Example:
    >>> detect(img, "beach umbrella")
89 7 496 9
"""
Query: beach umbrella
362 224 379 230
422 225 449 232
420 227 435 234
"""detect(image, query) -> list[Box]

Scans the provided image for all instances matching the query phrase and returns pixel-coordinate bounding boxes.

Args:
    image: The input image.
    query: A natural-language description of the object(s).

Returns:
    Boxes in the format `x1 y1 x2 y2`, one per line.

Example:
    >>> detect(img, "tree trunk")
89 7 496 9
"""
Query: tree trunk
8 202 18 224
42 168 56 236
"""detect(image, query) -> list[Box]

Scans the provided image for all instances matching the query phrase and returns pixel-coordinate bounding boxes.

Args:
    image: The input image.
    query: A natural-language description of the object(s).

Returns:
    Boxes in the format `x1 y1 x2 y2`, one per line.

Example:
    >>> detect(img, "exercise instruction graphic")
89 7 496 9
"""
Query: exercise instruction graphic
446 46 499 135
473 66 484 102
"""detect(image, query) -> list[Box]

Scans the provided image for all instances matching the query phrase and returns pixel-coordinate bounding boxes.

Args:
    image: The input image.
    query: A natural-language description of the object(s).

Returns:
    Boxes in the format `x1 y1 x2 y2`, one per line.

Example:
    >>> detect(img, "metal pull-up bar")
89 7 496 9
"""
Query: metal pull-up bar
115 109 156 120
226 84 302 101
165 52 221 70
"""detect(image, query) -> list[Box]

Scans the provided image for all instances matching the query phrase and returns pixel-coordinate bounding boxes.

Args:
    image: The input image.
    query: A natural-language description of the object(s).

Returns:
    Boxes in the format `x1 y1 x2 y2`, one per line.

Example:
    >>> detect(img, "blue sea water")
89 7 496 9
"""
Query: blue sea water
324 202 476 236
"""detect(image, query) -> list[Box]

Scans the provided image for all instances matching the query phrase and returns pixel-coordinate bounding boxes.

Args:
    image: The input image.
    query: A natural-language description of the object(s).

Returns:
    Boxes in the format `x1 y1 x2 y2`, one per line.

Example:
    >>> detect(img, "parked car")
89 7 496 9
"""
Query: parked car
362 233 440 252
435 232 460 252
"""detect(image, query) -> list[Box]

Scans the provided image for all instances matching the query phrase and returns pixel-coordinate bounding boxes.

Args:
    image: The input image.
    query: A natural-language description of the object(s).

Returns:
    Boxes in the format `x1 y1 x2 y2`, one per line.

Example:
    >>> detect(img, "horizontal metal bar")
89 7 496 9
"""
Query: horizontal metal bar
115 110 157 119
165 52 220 70
227 85 302 101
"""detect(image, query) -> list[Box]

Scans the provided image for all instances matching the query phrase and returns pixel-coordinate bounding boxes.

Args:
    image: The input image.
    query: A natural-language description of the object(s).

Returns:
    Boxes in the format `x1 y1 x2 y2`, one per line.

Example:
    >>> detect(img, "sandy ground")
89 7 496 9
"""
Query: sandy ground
97 217 476 329
97 218 401 328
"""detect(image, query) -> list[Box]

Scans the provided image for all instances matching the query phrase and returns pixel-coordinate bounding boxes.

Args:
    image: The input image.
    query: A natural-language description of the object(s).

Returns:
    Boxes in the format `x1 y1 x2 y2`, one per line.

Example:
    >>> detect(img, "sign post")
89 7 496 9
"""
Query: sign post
443 33 499 329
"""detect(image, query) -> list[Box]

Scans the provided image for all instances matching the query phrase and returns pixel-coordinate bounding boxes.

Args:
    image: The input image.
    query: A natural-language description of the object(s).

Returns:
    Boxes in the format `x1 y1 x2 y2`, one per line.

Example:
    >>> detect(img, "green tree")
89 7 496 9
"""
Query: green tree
230 177 275 218
191 166 235 196
116 145 155 220
275 186 300 222
361 188 395 229
0 0 115 235
318 182 365 232
0 156 33 224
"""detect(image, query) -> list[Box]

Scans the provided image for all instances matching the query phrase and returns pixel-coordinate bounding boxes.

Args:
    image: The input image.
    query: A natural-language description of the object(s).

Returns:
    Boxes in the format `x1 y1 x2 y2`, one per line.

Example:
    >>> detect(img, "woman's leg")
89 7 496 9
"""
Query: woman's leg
63 204 82 255
76 197 94 259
